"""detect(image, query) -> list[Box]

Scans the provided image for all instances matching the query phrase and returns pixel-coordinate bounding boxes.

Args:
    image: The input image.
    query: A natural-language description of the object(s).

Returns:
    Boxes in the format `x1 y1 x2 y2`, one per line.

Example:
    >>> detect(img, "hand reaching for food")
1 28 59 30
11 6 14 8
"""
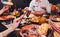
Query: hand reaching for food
2 5 10 12
12 15 24 28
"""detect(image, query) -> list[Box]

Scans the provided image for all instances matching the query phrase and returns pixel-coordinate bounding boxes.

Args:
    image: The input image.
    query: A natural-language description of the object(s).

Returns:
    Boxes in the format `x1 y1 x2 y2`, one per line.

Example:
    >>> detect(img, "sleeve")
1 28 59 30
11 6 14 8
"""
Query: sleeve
0 23 7 32
45 1 51 13
29 1 34 12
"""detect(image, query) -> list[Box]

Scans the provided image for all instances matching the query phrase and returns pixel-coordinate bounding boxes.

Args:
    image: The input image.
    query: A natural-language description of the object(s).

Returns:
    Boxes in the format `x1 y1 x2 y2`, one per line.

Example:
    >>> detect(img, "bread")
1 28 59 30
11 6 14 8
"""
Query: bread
54 31 60 37
37 23 49 35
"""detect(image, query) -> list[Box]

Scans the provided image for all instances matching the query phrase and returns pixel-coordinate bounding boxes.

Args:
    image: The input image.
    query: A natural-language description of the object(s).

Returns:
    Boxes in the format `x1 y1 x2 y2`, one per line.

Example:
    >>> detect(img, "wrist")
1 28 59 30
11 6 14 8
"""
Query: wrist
10 27 16 30
11 25 18 29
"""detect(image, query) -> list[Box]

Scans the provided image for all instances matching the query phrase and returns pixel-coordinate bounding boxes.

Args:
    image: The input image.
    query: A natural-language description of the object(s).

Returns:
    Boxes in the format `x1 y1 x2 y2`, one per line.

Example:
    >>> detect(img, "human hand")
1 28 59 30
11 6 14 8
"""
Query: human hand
12 18 20 28
12 15 24 28
0 5 10 15
2 5 10 12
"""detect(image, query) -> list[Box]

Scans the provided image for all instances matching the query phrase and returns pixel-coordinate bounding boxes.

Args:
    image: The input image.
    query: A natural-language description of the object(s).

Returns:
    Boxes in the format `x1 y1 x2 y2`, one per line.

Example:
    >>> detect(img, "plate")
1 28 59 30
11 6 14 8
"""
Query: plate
51 18 60 22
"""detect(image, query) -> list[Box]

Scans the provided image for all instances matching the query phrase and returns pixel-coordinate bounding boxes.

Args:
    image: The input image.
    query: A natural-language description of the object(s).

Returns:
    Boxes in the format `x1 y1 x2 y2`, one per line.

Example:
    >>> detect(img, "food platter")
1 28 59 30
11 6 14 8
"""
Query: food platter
49 15 60 22
20 24 40 37
51 18 60 22
19 23 49 37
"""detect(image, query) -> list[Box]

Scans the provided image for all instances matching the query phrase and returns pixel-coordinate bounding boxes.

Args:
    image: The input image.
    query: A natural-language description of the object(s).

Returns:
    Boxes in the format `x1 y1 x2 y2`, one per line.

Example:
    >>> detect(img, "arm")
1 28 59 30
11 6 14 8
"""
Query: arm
0 33 3 37
0 15 23 37
0 6 9 15
0 27 16 37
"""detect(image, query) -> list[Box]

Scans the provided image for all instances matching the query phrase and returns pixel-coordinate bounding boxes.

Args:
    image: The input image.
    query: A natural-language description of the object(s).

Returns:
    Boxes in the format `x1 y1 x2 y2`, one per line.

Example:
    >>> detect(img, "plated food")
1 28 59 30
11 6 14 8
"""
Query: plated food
31 16 40 23
56 18 60 21
31 16 47 24
51 19 59 22
54 31 60 37
51 18 60 22
20 24 40 37
49 15 60 22
37 23 49 35
20 23 49 37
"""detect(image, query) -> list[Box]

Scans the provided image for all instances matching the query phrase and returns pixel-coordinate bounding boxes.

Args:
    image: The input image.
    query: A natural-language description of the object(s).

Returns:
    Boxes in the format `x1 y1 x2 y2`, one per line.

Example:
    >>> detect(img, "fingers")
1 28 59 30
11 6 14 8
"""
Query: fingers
16 15 24 22
13 15 24 25
20 32 24 37
13 15 24 23
2 5 10 11
5 6 9 10
3 6 9 9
